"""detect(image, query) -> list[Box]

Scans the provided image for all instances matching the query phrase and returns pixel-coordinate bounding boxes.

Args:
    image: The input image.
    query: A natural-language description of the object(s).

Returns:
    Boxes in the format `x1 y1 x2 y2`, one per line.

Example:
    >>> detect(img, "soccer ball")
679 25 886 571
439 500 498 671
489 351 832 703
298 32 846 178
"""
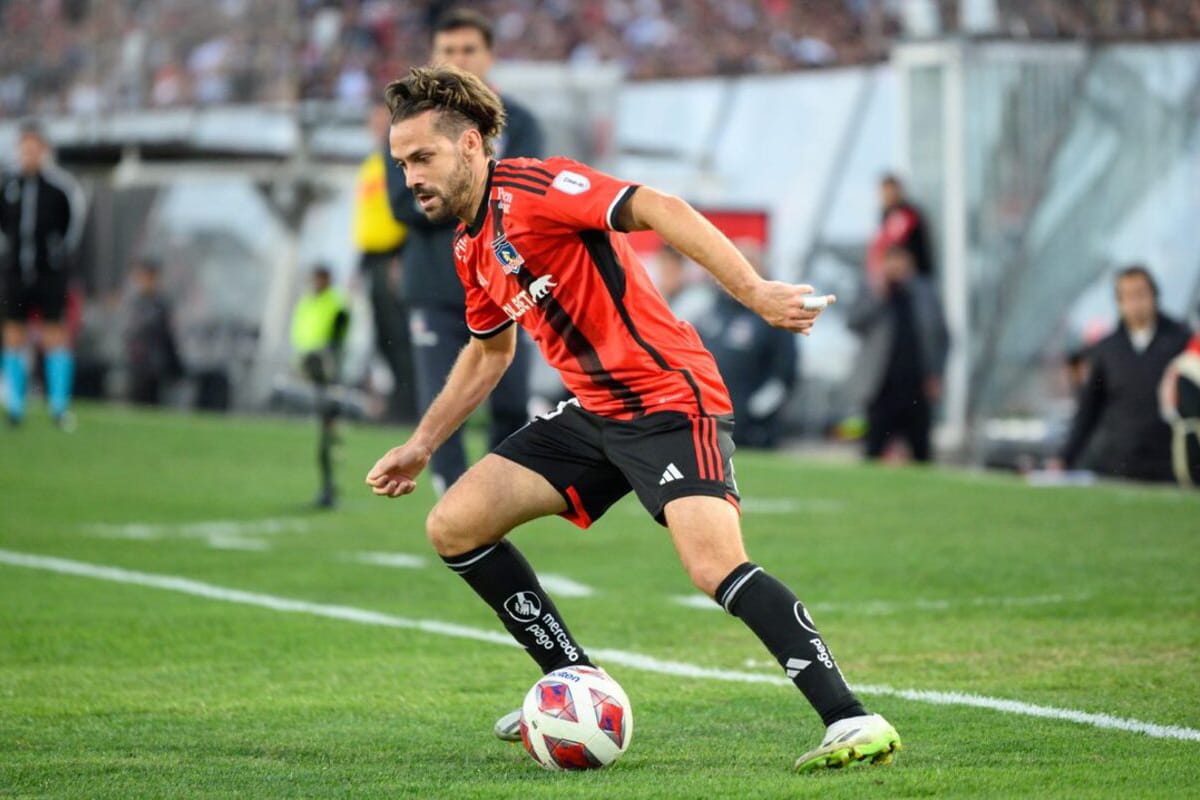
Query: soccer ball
518 666 632 770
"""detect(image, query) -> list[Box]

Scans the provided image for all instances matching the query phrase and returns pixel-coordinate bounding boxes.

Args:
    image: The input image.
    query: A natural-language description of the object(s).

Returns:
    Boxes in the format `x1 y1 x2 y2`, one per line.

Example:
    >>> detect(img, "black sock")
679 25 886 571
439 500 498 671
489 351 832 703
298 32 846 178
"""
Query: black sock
442 540 593 674
716 562 867 726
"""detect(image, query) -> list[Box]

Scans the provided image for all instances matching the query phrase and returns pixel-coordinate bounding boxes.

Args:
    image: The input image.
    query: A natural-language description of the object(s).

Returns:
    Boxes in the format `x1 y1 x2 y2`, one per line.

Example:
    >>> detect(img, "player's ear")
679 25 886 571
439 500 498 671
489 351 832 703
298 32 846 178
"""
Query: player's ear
459 127 485 159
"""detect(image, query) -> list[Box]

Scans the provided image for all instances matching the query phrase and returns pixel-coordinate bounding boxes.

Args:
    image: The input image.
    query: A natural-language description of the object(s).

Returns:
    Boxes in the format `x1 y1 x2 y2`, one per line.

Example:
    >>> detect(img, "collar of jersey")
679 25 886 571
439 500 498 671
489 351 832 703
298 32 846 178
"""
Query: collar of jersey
464 160 497 239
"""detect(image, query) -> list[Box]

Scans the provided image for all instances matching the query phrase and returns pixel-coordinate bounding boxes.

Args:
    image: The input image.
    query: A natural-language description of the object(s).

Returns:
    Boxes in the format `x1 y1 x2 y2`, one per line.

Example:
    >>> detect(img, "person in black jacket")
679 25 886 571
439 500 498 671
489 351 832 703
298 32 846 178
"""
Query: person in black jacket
1 120 86 428
847 246 949 463
124 258 183 406
1058 266 1191 482
385 8 543 494
695 242 797 449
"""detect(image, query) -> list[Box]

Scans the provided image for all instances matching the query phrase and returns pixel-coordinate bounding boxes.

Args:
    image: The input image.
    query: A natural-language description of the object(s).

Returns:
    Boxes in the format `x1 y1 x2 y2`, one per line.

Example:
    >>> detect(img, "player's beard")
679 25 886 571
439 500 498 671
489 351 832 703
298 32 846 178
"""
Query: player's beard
418 151 473 224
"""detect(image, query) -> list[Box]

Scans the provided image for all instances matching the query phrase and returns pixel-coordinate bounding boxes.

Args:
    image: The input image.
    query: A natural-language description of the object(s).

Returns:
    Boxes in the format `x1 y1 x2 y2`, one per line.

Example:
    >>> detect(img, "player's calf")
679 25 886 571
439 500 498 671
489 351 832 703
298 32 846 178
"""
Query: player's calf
715 562 868 727
440 539 593 674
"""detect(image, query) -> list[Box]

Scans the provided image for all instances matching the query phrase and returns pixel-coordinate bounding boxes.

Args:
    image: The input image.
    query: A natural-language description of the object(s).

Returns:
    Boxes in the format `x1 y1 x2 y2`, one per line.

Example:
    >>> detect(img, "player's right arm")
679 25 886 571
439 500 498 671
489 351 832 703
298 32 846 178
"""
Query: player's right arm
366 325 516 497
617 187 834 335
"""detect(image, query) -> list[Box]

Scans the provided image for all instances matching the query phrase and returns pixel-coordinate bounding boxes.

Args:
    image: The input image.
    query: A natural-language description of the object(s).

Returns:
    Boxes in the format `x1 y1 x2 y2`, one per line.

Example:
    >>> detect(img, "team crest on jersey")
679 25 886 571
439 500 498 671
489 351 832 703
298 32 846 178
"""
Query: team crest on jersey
492 232 525 275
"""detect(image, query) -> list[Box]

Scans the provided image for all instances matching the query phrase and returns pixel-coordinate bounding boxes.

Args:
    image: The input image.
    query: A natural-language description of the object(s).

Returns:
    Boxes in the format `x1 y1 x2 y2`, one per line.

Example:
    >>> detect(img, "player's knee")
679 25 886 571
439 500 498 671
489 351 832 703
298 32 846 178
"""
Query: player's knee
683 560 729 599
425 504 465 556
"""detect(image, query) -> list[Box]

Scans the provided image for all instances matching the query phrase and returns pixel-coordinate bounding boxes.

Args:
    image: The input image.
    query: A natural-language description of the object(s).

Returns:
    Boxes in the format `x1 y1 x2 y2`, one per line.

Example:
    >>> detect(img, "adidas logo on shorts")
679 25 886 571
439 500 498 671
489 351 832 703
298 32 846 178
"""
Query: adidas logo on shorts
659 463 684 485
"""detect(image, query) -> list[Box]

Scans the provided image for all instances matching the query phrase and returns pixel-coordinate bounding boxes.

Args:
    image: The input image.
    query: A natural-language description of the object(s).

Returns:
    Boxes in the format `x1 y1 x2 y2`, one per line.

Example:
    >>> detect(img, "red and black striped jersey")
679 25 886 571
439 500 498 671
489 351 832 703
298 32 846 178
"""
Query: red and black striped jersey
453 157 732 420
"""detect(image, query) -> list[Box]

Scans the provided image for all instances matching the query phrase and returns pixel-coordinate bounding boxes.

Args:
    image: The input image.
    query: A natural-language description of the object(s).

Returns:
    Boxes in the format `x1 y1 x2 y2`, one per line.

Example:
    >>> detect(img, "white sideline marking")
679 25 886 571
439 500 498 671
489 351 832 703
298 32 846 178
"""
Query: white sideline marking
673 592 1089 615
813 593 1090 616
84 518 311 552
1 549 1197 743
740 497 845 514
349 552 429 569
673 594 721 611
538 574 595 598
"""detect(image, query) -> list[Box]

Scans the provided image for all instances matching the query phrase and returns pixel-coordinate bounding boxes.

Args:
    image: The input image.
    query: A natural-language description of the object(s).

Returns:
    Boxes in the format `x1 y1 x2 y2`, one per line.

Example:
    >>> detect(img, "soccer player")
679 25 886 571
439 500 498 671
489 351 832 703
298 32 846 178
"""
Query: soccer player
0 120 86 429
366 66 901 773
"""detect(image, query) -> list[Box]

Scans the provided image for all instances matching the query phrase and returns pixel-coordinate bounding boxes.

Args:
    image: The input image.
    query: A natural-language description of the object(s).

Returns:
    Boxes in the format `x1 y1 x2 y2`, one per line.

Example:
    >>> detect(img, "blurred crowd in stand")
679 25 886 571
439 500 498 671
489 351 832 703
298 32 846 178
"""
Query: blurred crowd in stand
5 0 1199 118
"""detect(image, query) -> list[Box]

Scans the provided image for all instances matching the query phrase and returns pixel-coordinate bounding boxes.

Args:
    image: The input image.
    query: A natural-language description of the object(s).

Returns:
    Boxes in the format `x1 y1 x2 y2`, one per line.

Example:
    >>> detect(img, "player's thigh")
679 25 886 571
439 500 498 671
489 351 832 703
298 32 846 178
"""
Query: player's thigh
603 412 740 524
493 400 632 531
663 495 748 597
426 453 567 556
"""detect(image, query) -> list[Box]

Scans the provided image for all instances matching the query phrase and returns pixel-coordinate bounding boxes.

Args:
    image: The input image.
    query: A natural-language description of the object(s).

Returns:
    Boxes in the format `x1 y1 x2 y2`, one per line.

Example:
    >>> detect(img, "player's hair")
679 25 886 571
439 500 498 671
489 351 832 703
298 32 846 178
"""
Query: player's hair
433 8 494 49
1115 264 1159 299
384 66 507 156
880 173 902 188
18 118 46 141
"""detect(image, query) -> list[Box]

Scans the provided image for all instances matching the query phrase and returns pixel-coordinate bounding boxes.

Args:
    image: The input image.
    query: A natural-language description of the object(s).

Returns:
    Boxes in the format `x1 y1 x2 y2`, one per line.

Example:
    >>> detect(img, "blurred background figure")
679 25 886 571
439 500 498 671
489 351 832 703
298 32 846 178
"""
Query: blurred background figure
354 101 415 424
291 265 349 509
695 240 797 449
0 119 86 429
385 8 544 496
654 246 714 325
1057 267 1190 483
848 246 949 463
123 257 182 406
866 174 934 284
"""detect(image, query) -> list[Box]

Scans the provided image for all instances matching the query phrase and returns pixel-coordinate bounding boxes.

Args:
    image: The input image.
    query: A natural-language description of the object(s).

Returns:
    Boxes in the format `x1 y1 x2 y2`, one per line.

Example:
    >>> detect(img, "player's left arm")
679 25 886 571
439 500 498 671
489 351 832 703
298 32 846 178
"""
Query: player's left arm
617 188 834 335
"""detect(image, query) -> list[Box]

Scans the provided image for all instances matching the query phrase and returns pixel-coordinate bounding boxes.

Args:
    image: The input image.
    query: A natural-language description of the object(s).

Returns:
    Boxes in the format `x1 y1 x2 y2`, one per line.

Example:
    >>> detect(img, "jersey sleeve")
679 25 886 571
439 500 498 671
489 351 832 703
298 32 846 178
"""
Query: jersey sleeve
453 233 512 339
522 157 639 234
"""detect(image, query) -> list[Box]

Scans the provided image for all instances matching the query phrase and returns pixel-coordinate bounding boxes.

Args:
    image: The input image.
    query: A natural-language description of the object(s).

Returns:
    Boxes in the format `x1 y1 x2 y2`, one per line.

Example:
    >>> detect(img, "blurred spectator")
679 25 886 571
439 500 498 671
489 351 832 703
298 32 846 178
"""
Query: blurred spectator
384 8 542 496
355 101 416 423
5 1 1199 117
123 257 183 406
695 240 797 449
848 245 949 463
653 246 713 325
1057 266 1191 482
867 174 935 282
0 120 86 429
291 265 349 509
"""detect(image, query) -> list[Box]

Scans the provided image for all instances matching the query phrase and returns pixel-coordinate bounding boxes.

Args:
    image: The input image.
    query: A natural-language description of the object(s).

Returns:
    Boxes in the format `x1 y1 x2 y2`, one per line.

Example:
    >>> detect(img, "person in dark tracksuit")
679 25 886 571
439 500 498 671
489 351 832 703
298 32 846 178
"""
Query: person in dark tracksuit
356 102 416 423
1058 266 1190 482
124 258 183 406
694 243 797 449
1 120 86 429
698 290 798 449
385 9 543 494
848 246 949 463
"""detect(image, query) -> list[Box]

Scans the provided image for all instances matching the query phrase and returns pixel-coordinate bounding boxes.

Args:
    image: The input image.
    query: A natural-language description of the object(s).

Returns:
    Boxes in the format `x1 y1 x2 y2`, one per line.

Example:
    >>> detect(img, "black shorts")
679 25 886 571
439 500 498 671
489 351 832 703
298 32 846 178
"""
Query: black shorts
494 399 740 528
2 270 68 322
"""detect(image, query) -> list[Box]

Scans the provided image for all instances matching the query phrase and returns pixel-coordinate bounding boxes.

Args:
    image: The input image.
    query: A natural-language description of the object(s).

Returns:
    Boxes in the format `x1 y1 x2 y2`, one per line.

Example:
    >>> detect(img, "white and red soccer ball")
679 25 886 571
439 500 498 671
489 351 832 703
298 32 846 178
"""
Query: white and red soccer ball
518 666 632 770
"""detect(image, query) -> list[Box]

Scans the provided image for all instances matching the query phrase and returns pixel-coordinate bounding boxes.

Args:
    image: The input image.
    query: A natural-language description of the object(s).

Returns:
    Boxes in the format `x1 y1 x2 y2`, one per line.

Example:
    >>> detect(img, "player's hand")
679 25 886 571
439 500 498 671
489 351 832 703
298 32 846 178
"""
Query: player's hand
365 442 432 498
750 281 836 335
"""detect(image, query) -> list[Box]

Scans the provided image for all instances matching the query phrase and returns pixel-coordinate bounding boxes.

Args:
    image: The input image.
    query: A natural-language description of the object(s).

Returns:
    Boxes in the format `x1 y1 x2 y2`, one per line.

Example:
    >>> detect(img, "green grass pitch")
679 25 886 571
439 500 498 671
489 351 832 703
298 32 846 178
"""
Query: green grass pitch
1 404 1198 798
